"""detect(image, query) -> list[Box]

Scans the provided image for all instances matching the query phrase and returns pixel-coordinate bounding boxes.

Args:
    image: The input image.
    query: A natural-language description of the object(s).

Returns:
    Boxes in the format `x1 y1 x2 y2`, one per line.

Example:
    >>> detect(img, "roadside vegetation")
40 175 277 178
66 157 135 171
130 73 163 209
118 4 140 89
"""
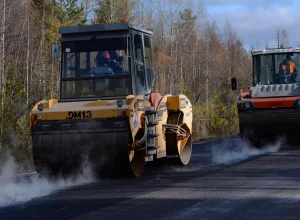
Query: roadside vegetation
0 0 254 165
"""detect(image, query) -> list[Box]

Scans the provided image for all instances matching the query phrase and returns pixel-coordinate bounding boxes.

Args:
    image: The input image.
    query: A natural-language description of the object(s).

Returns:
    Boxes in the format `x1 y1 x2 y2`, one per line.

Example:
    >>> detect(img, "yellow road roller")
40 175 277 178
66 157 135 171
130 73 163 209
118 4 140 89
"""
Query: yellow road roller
30 22 193 177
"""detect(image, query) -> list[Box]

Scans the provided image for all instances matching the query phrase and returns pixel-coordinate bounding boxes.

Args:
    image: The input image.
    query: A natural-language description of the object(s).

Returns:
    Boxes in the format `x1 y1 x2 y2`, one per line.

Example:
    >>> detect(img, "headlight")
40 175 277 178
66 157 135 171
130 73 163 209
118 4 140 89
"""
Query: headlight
117 99 123 107
238 100 255 109
293 99 300 107
38 104 44 111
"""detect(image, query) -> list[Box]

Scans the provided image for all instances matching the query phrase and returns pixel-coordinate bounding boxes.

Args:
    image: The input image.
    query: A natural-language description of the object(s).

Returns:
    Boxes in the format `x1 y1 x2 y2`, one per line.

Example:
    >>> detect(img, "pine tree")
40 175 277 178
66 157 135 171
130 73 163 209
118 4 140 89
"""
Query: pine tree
178 9 197 33
95 0 134 24
54 0 87 26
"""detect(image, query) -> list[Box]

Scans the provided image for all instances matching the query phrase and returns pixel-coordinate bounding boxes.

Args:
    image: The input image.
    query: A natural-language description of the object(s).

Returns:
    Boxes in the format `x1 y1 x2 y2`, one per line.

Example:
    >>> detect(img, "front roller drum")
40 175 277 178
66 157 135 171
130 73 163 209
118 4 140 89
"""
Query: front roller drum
32 120 145 178
239 115 300 148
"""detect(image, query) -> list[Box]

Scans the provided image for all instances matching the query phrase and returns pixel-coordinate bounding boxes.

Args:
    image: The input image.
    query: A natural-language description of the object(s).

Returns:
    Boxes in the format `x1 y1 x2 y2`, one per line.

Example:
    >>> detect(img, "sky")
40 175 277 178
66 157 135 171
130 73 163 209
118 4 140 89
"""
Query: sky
198 0 300 50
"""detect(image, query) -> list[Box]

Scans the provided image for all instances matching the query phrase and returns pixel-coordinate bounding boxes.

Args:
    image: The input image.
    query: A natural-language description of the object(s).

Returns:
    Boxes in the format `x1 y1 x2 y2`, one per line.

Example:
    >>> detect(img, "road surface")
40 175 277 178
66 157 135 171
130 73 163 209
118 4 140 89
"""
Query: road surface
0 137 299 220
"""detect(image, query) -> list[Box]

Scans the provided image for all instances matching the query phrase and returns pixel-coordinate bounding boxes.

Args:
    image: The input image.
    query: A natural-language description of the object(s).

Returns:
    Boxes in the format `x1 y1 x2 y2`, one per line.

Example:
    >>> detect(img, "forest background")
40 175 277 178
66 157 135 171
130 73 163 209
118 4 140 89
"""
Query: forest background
0 0 288 165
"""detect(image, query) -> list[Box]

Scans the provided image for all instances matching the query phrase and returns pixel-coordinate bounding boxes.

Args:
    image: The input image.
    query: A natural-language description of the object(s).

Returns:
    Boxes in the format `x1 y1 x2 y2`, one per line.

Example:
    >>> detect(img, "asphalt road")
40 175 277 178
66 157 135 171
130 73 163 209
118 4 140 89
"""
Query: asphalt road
1 137 300 220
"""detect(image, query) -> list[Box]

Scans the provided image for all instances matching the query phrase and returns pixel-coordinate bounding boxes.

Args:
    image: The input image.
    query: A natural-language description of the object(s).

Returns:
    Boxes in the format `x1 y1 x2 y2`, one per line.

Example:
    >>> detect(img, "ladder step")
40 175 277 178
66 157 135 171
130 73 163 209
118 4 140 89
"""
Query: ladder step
149 133 159 138
145 110 157 115
146 149 157 155
147 145 159 150
148 121 159 127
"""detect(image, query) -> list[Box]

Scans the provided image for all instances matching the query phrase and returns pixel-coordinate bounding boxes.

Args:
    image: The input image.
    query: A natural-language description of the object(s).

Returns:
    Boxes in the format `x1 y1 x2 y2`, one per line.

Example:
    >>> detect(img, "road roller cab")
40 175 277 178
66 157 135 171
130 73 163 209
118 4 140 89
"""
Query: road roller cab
56 22 155 100
232 48 300 147
30 22 193 177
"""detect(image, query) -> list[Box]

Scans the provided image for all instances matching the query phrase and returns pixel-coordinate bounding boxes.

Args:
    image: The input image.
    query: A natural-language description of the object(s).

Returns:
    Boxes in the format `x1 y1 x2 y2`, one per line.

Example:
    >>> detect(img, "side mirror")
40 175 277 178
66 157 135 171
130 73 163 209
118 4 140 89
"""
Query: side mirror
231 78 238 90
52 43 60 58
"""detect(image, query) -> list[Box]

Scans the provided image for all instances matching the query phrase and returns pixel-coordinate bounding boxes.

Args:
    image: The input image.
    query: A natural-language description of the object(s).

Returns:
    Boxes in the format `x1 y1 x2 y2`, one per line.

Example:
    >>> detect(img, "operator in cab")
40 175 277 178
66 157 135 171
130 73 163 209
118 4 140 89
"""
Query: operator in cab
279 55 297 82
91 50 123 76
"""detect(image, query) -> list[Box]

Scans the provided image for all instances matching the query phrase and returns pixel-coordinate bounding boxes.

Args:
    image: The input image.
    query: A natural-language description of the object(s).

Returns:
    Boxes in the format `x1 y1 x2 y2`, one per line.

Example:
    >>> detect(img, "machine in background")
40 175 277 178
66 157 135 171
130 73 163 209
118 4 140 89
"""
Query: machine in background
232 48 300 147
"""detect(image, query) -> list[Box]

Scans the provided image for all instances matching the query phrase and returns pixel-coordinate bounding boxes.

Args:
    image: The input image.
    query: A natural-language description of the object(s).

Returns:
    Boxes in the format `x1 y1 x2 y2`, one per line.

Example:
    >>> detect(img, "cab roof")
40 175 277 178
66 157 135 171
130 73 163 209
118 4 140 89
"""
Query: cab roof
251 47 300 55
59 22 153 42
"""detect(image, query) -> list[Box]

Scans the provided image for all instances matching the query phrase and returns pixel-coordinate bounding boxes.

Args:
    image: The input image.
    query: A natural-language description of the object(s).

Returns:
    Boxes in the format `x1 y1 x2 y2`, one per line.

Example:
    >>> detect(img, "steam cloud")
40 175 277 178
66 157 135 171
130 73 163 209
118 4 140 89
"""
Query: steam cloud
0 155 95 208
211 138 282 165
0 137 284 207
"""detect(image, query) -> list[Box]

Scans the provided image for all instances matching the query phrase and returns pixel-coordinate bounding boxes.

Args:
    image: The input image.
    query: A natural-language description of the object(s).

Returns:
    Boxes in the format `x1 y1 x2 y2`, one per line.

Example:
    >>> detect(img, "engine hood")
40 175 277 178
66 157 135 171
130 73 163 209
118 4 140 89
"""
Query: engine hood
250 84 300 98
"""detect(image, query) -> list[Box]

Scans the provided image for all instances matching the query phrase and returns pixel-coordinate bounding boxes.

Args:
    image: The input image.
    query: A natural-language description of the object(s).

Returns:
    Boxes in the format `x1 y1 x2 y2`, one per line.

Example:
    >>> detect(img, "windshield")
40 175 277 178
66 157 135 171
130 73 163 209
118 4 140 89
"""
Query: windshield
253 52 300 85
61 38 131 99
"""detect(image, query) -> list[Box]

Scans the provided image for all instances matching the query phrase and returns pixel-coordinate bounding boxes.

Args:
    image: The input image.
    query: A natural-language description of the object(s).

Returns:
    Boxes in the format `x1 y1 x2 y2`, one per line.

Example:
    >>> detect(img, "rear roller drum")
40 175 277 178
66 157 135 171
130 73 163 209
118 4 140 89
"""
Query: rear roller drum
128 147 145 177
166 113 192 165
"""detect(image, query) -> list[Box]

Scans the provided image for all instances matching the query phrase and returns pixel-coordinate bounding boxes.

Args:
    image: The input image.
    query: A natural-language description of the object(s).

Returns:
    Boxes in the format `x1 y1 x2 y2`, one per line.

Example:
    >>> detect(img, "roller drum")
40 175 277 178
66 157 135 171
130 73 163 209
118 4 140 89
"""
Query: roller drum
240 115 300 147
32 118 144 178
